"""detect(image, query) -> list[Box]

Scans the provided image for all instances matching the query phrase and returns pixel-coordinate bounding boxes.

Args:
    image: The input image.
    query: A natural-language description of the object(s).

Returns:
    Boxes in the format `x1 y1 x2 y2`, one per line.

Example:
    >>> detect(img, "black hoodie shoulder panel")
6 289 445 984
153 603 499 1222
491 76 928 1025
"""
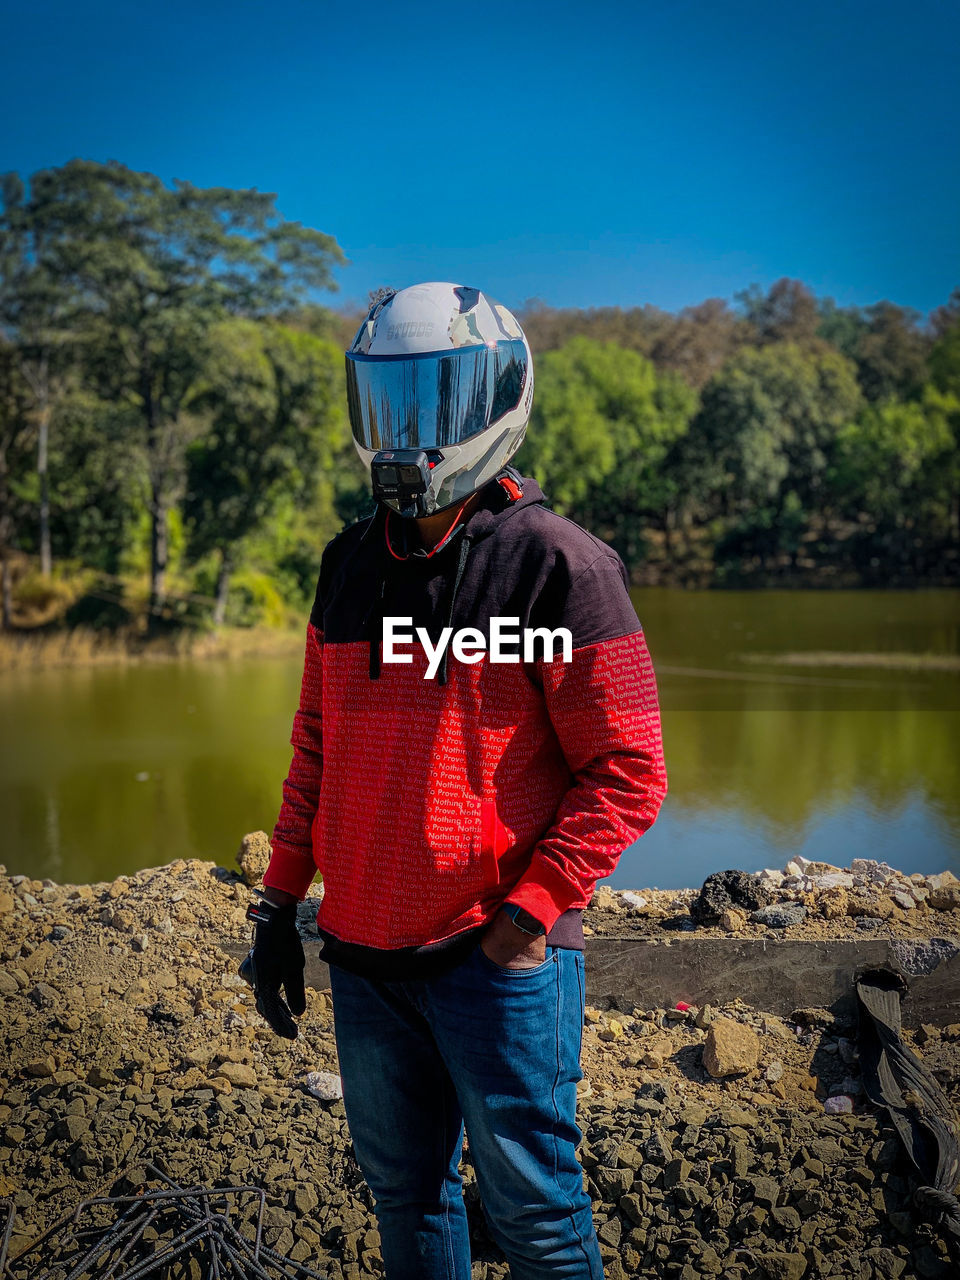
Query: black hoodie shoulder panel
309 475 640 651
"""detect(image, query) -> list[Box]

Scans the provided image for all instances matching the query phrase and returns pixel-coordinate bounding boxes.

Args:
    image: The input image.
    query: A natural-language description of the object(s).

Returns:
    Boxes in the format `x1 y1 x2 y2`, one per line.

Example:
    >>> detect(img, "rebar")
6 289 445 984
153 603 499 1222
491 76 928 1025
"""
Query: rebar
0 1164 331 1279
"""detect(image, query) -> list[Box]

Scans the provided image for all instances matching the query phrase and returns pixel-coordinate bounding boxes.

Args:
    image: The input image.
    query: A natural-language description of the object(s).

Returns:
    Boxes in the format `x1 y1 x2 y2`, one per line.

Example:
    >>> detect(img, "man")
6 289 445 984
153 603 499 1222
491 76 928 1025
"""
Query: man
245 282 668 1279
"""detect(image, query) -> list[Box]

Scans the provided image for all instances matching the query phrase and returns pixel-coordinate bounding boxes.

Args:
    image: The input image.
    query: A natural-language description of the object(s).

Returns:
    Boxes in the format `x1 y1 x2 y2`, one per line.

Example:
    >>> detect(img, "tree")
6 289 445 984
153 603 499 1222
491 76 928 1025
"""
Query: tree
183 320 347 624
853 301 927 403
929 316 960 399
649 297 747 389
929 286 960 340
736 278 820 347
4 161 345 624
516 337 696 565
832 389 958 569
516 300 672 358
0 172 82 579
0 340 33 626
816 297 870 362
685 343 863 568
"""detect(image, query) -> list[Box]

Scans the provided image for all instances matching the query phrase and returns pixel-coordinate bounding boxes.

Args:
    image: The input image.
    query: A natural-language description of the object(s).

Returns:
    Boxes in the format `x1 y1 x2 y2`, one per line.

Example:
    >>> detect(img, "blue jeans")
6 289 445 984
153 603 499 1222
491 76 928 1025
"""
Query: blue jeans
328 943 603 1280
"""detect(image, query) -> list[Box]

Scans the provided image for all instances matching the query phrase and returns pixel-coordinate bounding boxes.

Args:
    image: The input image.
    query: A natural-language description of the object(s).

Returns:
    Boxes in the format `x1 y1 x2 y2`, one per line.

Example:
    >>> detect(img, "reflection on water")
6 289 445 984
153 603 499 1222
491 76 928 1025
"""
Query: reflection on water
1 590 958 888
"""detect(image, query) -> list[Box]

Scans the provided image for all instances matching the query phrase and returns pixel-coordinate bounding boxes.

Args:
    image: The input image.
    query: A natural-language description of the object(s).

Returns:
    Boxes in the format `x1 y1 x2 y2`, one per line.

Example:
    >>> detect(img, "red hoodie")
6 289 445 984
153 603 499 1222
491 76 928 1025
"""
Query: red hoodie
263 470 667 978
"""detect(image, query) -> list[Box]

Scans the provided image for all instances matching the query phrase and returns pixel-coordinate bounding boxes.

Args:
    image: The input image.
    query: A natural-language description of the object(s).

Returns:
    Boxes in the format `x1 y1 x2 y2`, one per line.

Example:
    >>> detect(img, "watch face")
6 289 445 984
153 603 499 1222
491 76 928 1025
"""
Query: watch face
506 905 545 936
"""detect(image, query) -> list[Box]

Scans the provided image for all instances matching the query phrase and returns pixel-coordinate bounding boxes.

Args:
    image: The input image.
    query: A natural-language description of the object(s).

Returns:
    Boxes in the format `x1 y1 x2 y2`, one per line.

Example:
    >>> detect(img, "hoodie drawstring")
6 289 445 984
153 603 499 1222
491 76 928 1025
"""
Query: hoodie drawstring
367 571 387 679
368 522 474 685
437 532 473 687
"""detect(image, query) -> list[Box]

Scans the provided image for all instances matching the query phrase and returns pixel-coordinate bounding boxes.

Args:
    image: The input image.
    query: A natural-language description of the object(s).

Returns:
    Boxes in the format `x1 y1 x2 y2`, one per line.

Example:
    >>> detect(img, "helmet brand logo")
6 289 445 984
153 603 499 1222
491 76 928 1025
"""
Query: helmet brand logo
386 321 435 340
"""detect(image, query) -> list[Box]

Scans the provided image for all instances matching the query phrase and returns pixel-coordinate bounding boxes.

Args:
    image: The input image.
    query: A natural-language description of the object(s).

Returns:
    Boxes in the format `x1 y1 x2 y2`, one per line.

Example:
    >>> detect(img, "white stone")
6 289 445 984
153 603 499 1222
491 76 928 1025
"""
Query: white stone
823 1095 854 1114
784 860 804 877
758 870 785 887
891 891 915 911
850 859 897 884
304 1071 343 1101
814 872 854 890
620 892 648 910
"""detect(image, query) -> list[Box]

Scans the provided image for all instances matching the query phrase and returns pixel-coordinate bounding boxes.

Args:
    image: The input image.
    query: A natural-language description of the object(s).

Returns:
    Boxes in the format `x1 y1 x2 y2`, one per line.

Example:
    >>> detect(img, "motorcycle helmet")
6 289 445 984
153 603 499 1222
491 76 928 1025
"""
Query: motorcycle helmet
346 281 534 517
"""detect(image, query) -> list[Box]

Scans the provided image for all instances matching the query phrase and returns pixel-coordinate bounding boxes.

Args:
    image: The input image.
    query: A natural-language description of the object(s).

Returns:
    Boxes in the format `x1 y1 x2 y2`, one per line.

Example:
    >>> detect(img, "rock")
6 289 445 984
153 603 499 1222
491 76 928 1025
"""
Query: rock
20 941 54 976
690 870 770 926
594 1165 633 1198
0 892 15 915
851 857 896 882
28 983 58 1009
753 901 807 929
304 1071 343 1101
924 870 958 892
619 891 647 910
927 872 960 911
758 868 785 888
813 871 854 890
823 1095 854 1114
57 1115 90 1142
819 886 849 919
597 1019 625 1042
87 1065 118 1086
216 1062 258 1088
721 907 747 932
640 1034 675 1068
749 1175 781 1207
236 831 272 887
25 1056 57 1077
292 1185 319 1214
591 885 622 912
757 1254 807 1280
702 1018 760 1077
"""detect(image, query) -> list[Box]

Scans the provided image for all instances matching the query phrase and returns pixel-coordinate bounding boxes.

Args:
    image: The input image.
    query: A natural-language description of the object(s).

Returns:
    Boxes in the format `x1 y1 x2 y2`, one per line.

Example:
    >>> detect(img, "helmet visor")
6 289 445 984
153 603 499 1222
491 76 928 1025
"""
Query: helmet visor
347 339 527 452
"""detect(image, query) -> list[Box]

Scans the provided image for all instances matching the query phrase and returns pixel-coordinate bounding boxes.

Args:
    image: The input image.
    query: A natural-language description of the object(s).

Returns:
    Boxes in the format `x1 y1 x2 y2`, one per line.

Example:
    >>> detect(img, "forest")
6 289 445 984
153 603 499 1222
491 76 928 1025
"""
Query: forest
1 161 958 646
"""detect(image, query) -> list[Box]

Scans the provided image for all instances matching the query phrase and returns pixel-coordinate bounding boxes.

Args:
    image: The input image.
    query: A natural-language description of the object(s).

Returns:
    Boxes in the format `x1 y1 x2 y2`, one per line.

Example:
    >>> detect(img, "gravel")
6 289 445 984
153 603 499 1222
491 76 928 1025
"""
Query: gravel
0 844 958 1278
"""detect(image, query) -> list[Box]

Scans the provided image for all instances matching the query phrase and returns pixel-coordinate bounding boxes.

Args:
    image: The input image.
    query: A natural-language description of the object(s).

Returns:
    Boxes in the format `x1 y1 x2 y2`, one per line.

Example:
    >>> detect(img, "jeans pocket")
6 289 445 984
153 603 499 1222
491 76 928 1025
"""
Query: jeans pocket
475 943 557 977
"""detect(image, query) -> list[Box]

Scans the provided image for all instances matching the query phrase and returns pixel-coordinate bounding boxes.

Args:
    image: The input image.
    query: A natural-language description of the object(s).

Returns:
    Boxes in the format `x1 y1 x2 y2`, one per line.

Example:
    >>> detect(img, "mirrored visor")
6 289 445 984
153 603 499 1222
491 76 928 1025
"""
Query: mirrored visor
346 339 527 451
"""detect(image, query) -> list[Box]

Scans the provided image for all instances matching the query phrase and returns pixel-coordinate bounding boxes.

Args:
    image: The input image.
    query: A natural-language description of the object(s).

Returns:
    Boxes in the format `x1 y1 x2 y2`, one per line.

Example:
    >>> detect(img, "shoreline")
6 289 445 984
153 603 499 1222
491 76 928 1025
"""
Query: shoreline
0 624 306 673
1 848 958 1278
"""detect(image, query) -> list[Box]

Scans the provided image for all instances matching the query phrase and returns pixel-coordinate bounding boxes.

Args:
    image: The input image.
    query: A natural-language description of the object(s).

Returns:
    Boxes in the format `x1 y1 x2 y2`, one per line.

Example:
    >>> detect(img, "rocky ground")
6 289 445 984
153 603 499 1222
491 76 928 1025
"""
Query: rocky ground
0 841 958 1279
584 859 960 942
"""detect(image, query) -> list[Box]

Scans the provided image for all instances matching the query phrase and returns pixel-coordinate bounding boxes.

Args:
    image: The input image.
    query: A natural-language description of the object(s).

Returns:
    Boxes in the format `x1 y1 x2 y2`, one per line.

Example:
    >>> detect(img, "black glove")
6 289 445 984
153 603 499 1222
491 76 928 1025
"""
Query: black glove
238 896 306 1039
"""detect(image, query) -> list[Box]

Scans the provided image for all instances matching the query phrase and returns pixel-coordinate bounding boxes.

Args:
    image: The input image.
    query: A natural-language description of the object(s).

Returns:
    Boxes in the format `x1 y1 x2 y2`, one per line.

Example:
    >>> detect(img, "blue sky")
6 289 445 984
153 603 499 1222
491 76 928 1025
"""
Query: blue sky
3 0 958 318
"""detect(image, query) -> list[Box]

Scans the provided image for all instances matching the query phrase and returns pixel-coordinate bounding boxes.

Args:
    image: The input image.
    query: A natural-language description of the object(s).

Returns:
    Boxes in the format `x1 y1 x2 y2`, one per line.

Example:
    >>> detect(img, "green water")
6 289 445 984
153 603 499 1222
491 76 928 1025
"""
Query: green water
1 590 958 889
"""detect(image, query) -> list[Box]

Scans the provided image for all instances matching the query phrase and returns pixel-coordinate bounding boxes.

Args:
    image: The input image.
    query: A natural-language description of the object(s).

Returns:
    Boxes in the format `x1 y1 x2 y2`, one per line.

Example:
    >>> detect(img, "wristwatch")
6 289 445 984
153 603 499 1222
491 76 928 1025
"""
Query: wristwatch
500 902 546 937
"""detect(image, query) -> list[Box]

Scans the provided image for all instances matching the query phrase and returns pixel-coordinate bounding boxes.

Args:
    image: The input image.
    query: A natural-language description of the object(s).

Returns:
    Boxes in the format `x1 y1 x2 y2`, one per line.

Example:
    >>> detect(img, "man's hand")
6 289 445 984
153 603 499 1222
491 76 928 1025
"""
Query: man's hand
480 910 548 970
238 890 306 1039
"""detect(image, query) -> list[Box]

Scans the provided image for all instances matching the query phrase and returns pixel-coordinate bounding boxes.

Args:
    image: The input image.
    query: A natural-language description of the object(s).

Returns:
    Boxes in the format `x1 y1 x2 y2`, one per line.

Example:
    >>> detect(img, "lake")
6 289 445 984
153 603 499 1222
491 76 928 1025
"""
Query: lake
2 589 958 889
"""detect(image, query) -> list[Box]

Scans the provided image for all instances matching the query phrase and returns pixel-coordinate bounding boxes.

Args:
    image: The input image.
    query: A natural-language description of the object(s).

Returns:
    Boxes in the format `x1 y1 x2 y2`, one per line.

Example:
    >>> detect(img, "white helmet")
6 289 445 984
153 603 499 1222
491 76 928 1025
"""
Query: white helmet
346 281 534 517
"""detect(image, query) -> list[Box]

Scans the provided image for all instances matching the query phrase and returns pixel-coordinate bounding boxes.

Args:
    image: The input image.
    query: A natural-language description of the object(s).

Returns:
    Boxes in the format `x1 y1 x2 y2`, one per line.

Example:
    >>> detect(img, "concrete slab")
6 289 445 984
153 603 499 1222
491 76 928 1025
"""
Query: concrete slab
222 934 960 1029
584 936 960 1027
